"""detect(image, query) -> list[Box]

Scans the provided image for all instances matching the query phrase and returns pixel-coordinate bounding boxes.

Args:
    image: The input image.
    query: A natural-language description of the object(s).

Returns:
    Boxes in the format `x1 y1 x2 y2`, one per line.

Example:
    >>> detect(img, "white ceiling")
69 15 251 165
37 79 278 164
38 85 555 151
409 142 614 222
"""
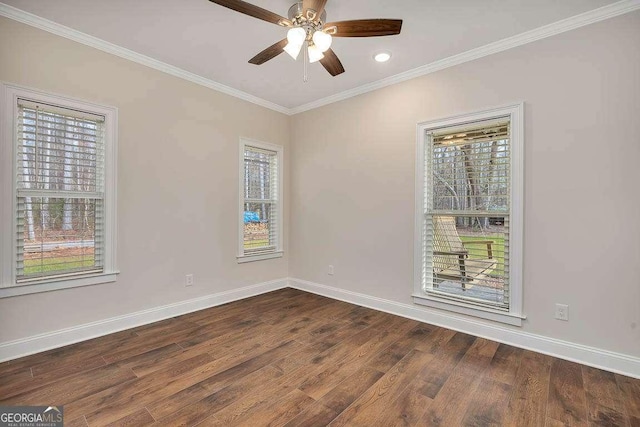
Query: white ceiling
1 0 620 109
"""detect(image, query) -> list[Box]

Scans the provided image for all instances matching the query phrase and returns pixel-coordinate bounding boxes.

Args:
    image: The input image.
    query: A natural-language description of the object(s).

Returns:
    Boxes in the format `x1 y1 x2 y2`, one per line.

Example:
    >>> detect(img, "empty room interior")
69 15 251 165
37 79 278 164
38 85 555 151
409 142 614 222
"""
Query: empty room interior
0 0 639 426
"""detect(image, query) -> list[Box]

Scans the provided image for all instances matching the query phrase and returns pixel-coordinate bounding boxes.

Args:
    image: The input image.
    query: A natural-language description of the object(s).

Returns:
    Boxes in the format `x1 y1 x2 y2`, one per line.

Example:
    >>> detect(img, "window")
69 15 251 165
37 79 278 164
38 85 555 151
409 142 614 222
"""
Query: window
1 83 118 297
238 138 283 263
414 104 524 325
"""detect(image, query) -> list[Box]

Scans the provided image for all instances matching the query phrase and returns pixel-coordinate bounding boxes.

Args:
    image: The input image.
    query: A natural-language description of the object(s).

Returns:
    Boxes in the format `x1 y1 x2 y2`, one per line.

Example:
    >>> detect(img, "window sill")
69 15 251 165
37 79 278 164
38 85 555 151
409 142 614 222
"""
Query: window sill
237 251 283 264
412 293 525 326
0 271 119 298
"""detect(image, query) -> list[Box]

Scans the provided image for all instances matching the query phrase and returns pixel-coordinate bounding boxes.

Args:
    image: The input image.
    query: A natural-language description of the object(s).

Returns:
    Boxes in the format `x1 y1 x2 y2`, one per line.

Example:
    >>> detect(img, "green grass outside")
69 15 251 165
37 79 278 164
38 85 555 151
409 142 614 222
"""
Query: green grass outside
244 239 269 249
24 256 96 275
459 234 506 277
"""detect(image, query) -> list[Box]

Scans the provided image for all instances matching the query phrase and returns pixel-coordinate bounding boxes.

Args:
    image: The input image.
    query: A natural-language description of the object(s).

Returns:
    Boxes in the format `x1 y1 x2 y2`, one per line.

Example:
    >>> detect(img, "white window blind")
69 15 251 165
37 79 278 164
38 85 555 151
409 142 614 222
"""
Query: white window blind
424 118 511 310
15 100 105 283
241 143 281 258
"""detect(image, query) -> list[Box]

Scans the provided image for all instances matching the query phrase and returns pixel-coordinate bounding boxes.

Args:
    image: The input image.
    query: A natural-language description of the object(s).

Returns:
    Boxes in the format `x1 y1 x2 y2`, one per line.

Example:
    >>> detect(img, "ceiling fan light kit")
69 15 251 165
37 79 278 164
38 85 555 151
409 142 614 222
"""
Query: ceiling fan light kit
307 43 325 63
209 0 403 79
284 27 306 59
312 30 332 52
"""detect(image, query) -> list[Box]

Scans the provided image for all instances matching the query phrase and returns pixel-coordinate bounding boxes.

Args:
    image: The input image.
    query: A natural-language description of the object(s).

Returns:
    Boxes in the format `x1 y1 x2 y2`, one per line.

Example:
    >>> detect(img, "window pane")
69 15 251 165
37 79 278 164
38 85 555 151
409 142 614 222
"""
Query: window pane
244 149 274 200
17 197 102 280
243 202 277 251
428 214 508 307
431 136 509 213
18 106 103 193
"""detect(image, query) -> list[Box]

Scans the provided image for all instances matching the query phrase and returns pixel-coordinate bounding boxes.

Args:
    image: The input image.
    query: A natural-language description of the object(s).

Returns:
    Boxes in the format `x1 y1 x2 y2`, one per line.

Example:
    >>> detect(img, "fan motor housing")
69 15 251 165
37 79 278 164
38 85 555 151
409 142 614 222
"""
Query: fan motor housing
288 2 327 24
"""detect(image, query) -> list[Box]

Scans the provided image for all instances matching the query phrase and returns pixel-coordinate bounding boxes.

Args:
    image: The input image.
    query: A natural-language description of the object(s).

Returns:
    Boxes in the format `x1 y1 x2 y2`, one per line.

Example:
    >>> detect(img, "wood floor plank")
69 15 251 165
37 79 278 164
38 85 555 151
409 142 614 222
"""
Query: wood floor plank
1 362 137 407
0 288 637 427
583 366 630 426
503 350 553 427
616 373 640 422
302 299 360 322
298 329 405 400
461 377 512 426
31 355 106 383
0 329 137 377
419 338 499 426
150 365 283 426
283 403 340 427
419 331 477 399
193 362 317 426
229 388 315 427
258 294 338 325
82 353 216 425
0 368 37 399
484 342 523 386
547 359 588 426
103 407 155 427
318 366 385 414
85 340 304 425
329 349 435 426
302 315 376 349
130 317 201 337
101 324 205 364
120 343 184 376
64 416 89 427
367 324 435 373
373 376 433 427
176 315 261 346
0 355 109 399
64 349 227 420
413 326 457 354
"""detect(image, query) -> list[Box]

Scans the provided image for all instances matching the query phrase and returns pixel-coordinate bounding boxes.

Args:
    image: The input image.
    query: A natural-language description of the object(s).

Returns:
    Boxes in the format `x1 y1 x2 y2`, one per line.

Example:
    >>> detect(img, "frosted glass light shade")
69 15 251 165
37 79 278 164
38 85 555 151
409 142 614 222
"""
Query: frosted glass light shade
312 31 332 52
287 27 306 44
284 42 303 60
308 44 324 63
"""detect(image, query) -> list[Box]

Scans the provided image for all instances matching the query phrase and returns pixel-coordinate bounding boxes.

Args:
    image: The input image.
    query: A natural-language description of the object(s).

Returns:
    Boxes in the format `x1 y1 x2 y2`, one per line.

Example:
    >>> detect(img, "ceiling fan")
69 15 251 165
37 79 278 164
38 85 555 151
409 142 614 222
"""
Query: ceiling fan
208 0 403 77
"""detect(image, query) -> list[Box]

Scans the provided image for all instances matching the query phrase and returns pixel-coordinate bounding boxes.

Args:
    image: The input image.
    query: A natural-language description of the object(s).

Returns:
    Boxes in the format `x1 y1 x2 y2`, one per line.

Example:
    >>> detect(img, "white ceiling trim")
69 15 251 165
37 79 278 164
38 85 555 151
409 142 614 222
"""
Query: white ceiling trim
0 2 290 115
1 0 639 116
290 0 640 114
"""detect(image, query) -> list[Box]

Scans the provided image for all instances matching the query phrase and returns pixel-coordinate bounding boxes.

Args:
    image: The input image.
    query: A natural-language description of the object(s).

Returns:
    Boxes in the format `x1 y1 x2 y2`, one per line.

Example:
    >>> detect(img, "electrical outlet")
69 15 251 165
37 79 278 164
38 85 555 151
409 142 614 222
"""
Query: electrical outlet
185 274 194 287
555 303 568 321
328 265 334 275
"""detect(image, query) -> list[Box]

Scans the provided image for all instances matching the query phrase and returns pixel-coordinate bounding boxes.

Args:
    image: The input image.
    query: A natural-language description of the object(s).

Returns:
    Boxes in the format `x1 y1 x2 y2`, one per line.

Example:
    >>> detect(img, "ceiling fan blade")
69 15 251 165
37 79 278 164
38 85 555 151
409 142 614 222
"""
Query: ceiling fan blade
302 0 328 19
209 0 292 26
248 39 288 65
319 49 345 76
324 19 402 37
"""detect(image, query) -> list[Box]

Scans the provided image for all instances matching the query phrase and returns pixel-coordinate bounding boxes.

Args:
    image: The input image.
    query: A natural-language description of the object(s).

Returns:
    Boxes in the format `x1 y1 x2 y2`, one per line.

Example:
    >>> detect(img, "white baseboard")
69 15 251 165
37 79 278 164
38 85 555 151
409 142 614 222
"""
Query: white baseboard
3 277 638 379
0 278 288 363
288 278 640 379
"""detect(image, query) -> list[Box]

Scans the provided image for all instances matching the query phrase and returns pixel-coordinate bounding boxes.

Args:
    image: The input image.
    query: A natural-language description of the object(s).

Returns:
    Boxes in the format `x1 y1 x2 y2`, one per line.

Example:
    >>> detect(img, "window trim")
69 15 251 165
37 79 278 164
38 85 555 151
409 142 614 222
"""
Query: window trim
413 102 525 326
0 82 118 298
237 138 283 263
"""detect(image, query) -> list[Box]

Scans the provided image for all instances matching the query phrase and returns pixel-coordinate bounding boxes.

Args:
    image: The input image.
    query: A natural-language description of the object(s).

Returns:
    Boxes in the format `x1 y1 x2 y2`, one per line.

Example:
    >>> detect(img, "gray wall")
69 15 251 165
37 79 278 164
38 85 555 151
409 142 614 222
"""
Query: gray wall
0 16 290 342
290 11 640 357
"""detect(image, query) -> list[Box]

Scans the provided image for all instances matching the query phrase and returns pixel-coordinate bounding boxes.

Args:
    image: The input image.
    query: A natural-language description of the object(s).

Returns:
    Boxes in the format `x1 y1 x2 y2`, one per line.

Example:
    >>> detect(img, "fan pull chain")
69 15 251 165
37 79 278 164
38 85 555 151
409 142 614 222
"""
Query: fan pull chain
303 41 308 83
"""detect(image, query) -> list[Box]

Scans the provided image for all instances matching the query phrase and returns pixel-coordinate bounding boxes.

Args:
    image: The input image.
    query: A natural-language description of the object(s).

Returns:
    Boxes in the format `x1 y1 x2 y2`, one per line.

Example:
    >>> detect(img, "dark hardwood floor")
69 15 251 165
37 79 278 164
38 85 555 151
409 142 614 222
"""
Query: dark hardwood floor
1 288 638 426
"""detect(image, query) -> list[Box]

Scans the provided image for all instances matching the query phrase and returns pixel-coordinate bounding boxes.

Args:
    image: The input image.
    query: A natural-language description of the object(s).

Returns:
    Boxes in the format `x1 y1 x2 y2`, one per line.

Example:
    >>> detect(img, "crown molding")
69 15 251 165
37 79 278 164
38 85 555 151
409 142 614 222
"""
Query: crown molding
0 3 290 115
1 0 638 116
289 0 640 114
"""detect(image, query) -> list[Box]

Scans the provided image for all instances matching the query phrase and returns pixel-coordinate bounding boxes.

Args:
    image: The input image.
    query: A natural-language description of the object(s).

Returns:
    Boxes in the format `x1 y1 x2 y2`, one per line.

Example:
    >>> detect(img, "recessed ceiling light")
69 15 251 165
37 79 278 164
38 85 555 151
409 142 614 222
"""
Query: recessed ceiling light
374 52 391 63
